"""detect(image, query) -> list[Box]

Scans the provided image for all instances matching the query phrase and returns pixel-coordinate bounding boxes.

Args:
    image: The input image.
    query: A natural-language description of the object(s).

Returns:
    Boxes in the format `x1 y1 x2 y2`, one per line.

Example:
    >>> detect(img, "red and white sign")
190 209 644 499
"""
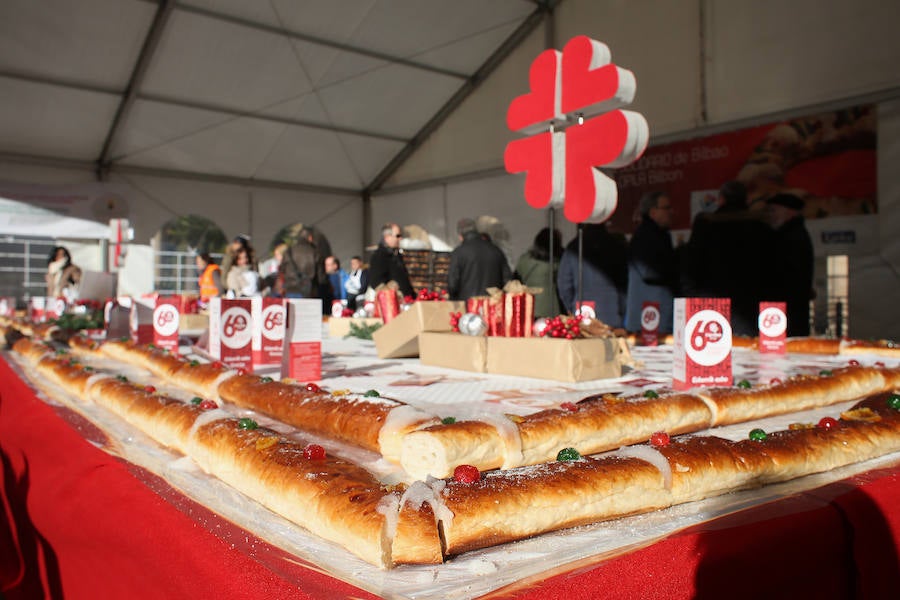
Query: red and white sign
504 35 649 224
251 297 285 366
28 297 46 322
153 296 181 354
281 299 322 382
44 297 66 321
209 297 253 371
641 301 661 346
0 297 14 317
129 296 155 344
672 298 732 390
758 301 787 354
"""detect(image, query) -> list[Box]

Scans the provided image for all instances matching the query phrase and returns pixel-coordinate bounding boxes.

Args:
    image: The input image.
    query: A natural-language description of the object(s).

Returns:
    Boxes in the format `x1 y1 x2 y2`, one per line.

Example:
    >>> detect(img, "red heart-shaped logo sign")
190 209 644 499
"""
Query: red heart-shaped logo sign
506 48 561 133
561 35 634 118
505 133 555 209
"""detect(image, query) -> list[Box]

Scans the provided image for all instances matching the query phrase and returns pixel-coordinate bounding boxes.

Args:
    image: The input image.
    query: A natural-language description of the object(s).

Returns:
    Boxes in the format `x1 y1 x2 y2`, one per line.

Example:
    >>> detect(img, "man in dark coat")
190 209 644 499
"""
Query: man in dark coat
279 227 328 301
766 193 814 336
682 181 773 335
368 222 415 298
624 191 678 333
447 218 511 301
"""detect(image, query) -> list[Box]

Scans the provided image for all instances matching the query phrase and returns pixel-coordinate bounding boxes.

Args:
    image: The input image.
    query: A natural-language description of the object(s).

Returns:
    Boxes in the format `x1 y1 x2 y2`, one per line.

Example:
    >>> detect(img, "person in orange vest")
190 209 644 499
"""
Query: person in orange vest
196 253 224 303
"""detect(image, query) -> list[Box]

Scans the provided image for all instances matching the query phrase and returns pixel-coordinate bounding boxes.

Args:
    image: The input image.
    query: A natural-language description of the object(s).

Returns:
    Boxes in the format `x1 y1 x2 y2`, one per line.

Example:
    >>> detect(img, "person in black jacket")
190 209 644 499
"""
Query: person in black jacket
682 181 773 335
368 223 415 298
447 218 511 301
765 193 814 336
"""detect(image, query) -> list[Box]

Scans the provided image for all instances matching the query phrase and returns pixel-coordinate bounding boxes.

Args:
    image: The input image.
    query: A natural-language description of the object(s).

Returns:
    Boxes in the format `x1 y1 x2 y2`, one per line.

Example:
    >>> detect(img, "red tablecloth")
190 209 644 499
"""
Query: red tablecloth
2 354 899 599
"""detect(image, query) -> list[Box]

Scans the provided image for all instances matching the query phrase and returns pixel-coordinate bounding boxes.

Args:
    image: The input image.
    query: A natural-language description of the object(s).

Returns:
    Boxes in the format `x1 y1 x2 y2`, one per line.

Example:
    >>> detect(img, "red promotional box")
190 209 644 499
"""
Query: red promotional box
129 296 155 345
252 296 285 366
758 301 787 354
209 297 253 371
153 296 181 354
672 297 732 390
281 299 322 382
640 301 661 346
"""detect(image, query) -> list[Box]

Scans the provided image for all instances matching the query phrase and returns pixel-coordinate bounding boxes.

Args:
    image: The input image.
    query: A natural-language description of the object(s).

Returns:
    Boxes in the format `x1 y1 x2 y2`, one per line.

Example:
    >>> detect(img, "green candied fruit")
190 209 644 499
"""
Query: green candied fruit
189 360 200 367
819 369 833 377
736 379 752 389
749 428 767 442
190 397 203 405
147 343 156 349
643 390 660 399
557 447 582 461
237 418 258 430
116 375 128 382
887 394 900 410
54 348 68 355
364 389 380 397
119 336 130 342
259 376 274 383
441 417 456 425
82 365 94 372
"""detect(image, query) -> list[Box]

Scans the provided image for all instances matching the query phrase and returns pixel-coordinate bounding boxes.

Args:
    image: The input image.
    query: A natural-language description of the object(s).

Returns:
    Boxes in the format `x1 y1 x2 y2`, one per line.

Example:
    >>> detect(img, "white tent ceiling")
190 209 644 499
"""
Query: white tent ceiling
0 0 551 194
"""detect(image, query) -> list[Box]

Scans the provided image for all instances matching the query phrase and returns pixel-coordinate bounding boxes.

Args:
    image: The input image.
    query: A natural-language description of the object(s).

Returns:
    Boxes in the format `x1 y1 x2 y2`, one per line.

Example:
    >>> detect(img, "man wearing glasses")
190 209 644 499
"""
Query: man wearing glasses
369 222 415 298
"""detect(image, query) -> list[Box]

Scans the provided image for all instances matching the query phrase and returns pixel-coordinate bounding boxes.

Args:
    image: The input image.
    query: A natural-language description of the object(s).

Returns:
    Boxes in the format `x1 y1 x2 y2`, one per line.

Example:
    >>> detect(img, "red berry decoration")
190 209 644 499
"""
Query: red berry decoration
305 382 321 393
453 464 481 484
143 385 156 393
817 417 840 430
237 368 248 376
303 443 326 460
199 399 218 410
212 361 224 369
560 402 578 412
650 431 670 447
848 359 860 367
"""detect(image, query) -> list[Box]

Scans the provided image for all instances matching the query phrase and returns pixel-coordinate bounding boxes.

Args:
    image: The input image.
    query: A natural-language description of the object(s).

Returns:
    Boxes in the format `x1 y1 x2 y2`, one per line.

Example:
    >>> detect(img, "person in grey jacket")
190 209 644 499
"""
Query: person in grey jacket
624 191 678 333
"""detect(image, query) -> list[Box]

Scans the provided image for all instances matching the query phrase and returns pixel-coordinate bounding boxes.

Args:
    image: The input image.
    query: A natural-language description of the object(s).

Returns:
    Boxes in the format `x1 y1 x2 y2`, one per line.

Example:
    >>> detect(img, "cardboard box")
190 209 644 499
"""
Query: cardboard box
672 297 733 390
372 301 464 358
209 298 253 371
281 299 323 381
419 332 488 372
486 336 621 382
152 296 181 353
327 317 383 338
251 296 285 366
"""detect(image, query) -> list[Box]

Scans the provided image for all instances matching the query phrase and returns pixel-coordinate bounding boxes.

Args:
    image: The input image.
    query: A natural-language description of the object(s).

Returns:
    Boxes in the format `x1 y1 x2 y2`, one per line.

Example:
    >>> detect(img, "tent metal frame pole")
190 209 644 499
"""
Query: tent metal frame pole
576 223 583 317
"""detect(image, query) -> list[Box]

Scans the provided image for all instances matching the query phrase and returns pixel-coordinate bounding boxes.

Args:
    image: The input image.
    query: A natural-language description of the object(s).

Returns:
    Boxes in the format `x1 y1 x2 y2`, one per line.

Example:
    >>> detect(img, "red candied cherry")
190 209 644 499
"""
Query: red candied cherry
305 382 321 393
143 385 156 393
650 431 671 447
560 402 578 412
303 443 326 460
453 464 481 484
236 368 248 376
199 399 218 410
875 361 886 368
848 359 860 367
769 378 782 386
212 361 224 369
817 417 840 430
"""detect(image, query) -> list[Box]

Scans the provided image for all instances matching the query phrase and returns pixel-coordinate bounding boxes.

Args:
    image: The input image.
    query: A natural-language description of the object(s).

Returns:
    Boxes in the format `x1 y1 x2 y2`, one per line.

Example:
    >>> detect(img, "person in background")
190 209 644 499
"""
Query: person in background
196 253 223 303
225 247 260 297
325 256 349 301
258 243 285 295
514 227 562 318
557 223 628 328
681 181 771 335
279 226 328 301
368 222 415 298
765 193 814 336
220 234 252 284
624 191 678 333
45 246 82 298
344 256 369 310
447 218 511 301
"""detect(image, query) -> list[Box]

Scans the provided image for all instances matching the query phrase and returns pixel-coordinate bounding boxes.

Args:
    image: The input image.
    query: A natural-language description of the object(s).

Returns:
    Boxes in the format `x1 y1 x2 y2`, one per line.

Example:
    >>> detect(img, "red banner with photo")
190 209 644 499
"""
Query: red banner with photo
612 105 876 234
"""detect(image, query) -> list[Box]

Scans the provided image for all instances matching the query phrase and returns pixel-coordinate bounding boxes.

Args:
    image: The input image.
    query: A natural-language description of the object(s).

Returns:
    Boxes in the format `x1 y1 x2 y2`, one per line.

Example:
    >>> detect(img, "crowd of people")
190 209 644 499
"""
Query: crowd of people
193 184 813 334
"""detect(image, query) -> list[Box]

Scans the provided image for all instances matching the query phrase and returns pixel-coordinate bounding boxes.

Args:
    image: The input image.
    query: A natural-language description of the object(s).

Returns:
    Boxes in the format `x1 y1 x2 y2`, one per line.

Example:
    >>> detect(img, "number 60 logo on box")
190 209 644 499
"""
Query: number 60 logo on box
672 298 733 390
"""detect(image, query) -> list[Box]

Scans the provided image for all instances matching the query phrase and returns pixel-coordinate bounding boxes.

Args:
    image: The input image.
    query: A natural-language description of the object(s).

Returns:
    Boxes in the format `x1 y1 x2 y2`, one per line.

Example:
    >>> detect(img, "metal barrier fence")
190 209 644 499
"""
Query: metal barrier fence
0 236 58 302
154 250 223 294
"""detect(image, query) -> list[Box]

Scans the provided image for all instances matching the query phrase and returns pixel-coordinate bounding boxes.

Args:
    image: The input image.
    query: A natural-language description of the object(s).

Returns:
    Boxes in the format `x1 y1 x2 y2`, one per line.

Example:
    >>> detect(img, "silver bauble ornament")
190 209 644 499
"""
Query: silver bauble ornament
533 317 549 336
458 312 487 336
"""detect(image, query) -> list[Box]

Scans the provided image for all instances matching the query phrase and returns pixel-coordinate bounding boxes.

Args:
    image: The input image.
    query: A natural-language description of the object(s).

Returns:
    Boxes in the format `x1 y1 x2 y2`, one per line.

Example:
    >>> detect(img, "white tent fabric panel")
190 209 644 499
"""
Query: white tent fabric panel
0 77 120 160
0 197 109 239
140 10 316 112
0 0 154 88
706 0 900 123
